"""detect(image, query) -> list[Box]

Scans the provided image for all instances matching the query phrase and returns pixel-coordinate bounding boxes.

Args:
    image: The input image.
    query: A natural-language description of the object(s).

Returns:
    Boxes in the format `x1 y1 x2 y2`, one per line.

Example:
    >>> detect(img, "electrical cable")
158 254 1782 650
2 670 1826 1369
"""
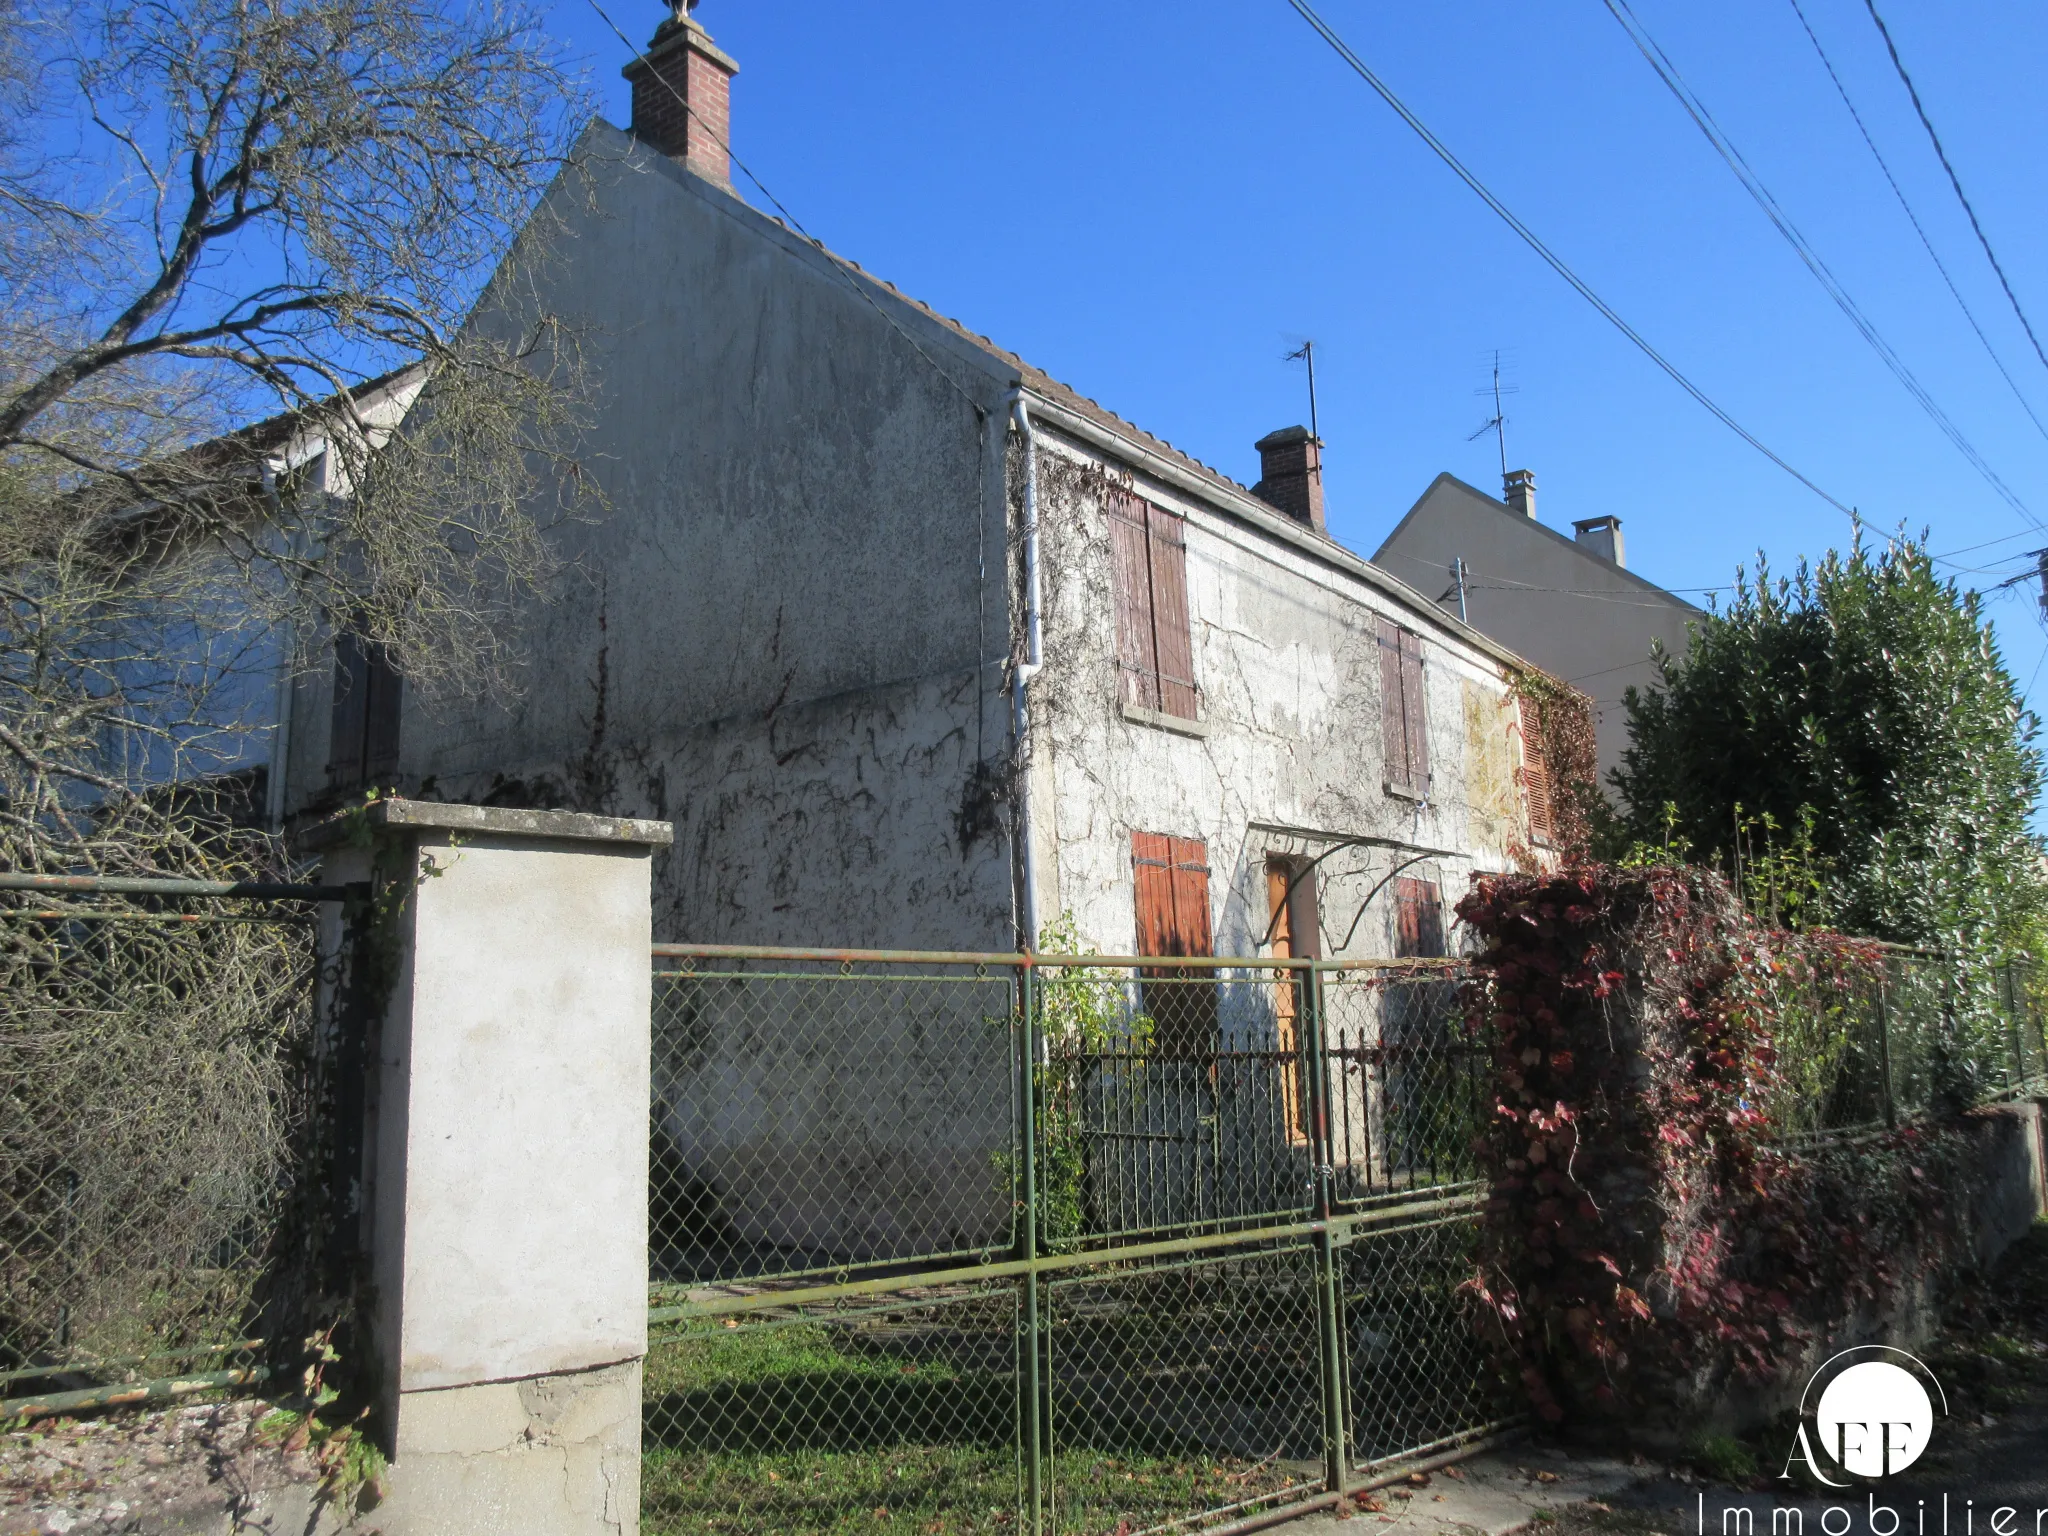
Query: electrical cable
1861 0 2048 385
2019 642 2047 716
582 0 987 414
1281 0 1857 519
1600 0 2038 530
1930 528 2043 562
1786 0 2048 446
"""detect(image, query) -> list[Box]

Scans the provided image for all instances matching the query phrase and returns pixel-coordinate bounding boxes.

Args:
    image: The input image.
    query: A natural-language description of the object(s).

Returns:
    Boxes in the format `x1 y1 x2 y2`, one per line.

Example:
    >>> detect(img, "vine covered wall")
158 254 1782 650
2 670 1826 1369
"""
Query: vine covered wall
1508 669 1598 865
1457 866 2001 1436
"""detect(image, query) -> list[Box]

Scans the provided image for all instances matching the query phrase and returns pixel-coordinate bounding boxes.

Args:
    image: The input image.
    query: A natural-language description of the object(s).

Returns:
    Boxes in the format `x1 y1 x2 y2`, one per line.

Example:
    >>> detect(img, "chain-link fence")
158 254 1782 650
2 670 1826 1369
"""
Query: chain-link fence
645 950 1509 1536
1763 945 2048 1142
0 882 342 1417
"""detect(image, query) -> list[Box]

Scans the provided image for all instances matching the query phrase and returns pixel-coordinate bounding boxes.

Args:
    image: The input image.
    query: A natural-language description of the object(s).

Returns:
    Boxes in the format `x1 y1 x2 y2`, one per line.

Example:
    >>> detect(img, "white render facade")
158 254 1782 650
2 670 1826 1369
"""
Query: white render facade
1018 403 1541 963
278 125 1550 967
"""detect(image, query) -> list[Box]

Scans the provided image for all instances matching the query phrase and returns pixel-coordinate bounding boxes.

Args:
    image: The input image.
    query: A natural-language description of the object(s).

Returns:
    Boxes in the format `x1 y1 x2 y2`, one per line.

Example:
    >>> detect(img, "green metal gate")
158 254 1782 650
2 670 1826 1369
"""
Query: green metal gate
643 948 1509 1536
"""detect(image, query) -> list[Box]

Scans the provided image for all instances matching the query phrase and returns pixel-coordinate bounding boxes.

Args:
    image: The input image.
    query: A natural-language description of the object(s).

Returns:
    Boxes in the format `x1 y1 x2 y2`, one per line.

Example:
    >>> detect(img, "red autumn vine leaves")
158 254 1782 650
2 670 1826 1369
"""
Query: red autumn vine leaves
1457 867 1970 1430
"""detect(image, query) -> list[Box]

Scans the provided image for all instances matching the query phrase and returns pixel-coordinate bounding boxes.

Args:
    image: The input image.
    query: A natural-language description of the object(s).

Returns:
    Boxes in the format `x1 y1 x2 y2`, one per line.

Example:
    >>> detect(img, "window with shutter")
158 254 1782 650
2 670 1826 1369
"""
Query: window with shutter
1393 877 1446 958
1266 856 1319 1144
1377 618 1430 794
1132 831 1219 1058
1109 494 1159 713
328 631 402 791
1107 490 1199 721
1519 699 1554 845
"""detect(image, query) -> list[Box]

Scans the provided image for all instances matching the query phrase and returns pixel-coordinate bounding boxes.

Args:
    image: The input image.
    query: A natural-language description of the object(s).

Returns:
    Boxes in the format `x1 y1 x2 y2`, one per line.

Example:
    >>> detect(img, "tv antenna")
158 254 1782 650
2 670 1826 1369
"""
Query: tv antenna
1285 340 1320 443
1468 350 1517 480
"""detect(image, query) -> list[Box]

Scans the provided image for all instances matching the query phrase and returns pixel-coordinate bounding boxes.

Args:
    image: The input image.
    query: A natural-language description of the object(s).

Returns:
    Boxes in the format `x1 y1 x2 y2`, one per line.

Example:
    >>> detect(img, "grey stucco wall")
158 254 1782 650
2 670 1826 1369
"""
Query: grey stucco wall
288 121 1020 951
1371 475 1700 790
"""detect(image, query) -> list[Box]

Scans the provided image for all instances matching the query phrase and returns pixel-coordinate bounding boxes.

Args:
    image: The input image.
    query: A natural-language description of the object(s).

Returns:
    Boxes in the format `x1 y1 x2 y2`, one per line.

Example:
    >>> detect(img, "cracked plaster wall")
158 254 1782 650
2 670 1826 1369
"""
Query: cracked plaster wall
288 121 1020 952
1023 432 1531 961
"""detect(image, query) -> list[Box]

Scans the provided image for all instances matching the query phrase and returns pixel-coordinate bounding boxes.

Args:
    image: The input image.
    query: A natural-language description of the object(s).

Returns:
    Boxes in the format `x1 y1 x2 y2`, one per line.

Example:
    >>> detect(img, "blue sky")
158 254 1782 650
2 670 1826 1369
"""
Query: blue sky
548 0 2048 716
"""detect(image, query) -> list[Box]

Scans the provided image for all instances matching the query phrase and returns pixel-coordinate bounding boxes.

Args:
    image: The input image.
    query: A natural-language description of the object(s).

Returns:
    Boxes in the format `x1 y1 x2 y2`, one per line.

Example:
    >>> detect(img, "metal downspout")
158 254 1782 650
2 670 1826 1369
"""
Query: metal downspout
1007 392 1048 1532
1009 392 1043 949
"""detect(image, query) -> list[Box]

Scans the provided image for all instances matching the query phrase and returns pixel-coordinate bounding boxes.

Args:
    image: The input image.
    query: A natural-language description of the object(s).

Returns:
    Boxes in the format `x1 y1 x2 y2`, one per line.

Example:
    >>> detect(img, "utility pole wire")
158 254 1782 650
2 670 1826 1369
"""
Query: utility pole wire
1785 0 2048 447
1861 0 2048 385
1599 0 2037 530
1280 0 1857 519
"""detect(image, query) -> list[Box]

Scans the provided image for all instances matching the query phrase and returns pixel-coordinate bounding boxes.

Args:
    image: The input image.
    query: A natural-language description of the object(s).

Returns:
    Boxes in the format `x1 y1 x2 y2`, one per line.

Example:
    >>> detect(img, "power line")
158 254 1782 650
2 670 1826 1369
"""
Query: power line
1931 528 2047 562
582 0 987 414
1599 0 2037 530
1281 0 1857 518
1785 0 2048 446
1861 0 2048 384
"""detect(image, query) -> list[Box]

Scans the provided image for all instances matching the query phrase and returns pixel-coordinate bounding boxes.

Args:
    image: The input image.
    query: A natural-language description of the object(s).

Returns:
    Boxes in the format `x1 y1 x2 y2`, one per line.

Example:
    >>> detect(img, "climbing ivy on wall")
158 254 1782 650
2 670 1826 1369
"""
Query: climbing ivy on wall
1508 668 1599 864
1456 866 1981 1435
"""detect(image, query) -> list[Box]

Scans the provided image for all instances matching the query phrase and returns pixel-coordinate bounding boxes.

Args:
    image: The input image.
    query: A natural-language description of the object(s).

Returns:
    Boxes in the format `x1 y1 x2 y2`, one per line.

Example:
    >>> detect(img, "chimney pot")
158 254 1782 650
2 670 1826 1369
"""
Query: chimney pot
1572 515 1626 568
1502 468 1536 521
1253 426 1326 534
623 3 738 185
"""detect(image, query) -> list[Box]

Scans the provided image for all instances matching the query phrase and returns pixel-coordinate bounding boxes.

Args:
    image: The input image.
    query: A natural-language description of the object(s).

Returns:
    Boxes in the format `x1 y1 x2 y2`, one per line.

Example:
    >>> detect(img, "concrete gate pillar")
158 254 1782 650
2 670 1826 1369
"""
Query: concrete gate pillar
308 800 673 1536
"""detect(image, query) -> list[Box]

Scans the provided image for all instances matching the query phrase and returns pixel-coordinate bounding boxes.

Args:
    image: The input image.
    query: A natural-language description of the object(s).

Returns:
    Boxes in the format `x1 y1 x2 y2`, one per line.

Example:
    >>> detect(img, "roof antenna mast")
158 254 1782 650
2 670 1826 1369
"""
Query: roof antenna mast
1285 340 1320 444
1468 349 1516 482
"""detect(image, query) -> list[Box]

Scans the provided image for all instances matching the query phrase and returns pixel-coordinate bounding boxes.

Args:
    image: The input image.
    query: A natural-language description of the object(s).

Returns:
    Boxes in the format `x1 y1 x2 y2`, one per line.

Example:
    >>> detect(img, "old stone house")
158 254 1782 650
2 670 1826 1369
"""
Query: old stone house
260 3 1578 1259
280 5 1558 972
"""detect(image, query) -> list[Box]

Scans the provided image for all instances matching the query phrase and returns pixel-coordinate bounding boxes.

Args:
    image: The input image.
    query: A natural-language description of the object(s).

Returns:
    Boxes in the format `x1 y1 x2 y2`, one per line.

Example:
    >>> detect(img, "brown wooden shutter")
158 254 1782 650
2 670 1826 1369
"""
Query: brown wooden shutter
329 630 402 790
1520 701 1554 845
1377 618 1411 791
1394 877 1446 958
1400 628 1429 793
1132 831 1176 953
1146 505 1198 721
328 632 370 789
1108 491 1159 711
363 643 403 786
1165 836 1213 958
1132 831 1217 1058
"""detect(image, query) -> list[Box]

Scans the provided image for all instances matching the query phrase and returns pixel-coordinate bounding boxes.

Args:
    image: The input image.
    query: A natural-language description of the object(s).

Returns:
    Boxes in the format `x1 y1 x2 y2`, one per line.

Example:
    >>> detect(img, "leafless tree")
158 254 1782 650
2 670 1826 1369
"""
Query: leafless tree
0 0 594 879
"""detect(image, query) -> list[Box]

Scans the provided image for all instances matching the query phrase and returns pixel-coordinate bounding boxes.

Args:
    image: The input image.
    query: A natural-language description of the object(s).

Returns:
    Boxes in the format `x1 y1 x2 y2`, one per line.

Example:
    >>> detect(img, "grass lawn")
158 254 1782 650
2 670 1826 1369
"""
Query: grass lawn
640 1311 1315 1536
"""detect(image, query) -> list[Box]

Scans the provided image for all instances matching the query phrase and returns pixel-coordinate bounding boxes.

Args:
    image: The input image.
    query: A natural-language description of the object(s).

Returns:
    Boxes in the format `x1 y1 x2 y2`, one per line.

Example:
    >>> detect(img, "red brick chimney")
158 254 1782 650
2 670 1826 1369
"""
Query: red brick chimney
1253 426 1326 534
623 0 738 186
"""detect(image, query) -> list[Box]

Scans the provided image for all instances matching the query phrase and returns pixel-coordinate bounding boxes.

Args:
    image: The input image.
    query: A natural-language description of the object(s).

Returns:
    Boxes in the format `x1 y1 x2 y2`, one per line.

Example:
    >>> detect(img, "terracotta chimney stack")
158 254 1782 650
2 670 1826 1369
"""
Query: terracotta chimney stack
1253 426 1327 534
623 0 738 186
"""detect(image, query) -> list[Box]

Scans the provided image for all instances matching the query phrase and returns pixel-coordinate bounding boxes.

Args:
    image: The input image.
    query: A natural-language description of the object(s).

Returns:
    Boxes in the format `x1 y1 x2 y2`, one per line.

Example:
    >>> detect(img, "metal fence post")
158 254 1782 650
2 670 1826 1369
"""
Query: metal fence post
1018 958 1045 1536
1306 962 1349 1500
1877 960 1897 1129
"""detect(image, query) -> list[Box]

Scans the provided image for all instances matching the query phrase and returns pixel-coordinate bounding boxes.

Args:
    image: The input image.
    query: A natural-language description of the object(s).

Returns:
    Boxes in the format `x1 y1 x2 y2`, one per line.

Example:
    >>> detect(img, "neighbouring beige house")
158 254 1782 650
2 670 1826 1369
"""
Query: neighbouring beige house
1372 469 1700 789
